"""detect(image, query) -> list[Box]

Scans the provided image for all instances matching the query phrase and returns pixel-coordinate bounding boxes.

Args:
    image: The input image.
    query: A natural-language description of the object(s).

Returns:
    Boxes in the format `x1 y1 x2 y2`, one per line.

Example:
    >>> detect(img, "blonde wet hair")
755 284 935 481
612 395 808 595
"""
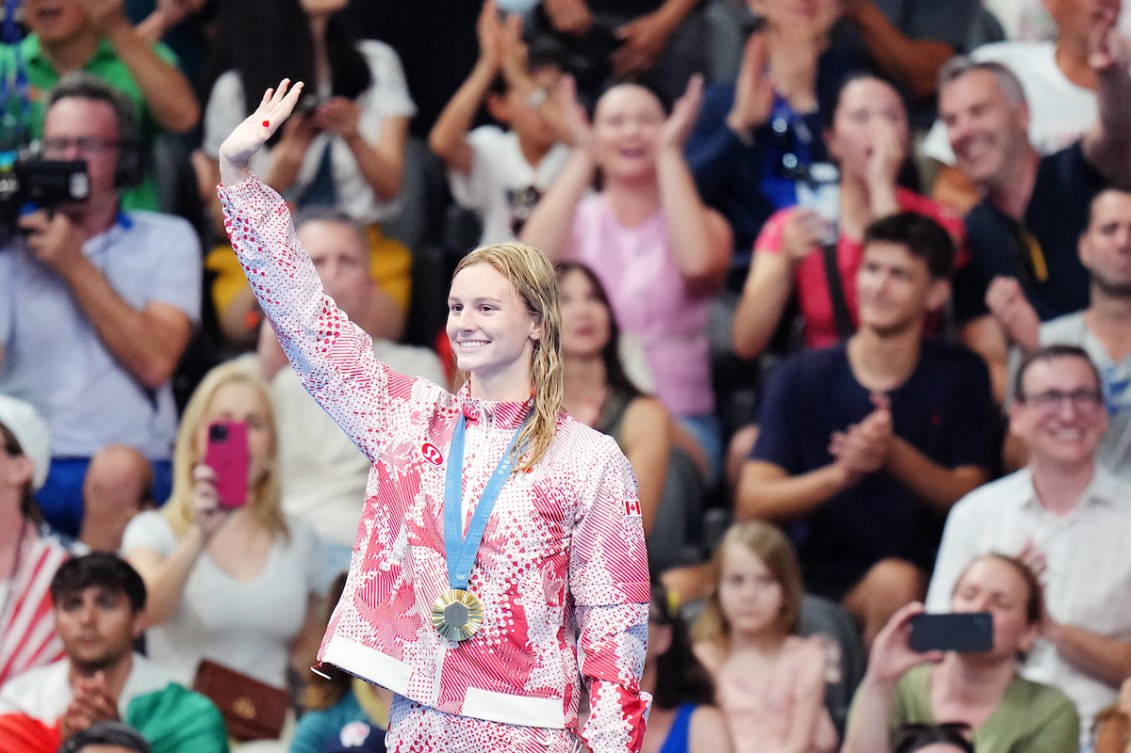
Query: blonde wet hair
163 362 288 540
453 242 563 472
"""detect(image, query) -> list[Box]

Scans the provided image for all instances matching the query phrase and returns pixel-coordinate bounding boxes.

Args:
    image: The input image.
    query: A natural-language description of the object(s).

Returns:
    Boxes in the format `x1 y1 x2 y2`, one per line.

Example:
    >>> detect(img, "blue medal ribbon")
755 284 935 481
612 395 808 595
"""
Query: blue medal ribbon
442 411 527 591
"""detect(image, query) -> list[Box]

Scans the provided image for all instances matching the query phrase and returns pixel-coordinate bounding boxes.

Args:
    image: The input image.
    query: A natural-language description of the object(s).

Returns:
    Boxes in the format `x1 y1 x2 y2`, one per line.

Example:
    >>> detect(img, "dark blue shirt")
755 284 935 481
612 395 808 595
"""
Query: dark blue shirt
955 142 1104 325
751 340 995 599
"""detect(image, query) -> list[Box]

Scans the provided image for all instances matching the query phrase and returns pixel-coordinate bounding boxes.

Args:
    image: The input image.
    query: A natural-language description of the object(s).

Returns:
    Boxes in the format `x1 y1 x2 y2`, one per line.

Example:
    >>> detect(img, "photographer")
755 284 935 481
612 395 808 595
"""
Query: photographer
0 72 200 552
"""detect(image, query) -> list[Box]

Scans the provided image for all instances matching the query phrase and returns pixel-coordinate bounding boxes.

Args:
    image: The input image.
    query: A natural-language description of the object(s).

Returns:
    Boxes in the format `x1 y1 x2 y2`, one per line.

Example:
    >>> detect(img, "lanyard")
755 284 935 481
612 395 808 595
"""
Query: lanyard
442 412 526 590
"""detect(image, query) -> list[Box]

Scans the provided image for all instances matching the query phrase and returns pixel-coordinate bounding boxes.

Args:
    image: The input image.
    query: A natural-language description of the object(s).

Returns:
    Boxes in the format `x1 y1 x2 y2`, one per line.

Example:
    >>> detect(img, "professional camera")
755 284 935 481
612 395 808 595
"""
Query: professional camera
0 159 90 244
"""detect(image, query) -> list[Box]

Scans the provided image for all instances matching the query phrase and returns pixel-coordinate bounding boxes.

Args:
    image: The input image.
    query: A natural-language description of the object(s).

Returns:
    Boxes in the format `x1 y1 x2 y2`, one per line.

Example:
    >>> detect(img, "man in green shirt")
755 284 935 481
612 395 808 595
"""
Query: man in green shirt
0 0 199 209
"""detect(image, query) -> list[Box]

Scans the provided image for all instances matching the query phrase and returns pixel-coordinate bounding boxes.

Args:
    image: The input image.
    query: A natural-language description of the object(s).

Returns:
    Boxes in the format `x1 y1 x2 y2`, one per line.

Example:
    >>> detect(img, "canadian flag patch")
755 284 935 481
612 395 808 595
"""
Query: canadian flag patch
421 442 444 466
625 497 642 517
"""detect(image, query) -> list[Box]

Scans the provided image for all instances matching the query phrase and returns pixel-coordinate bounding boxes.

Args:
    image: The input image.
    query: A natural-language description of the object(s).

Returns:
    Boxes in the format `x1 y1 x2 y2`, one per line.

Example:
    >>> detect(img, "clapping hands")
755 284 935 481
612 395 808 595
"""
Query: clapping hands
830 393 893 485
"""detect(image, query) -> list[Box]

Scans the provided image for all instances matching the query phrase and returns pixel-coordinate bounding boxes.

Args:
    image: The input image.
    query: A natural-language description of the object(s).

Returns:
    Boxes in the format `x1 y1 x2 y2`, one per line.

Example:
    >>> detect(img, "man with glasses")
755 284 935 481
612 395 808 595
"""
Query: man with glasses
939 7 1131 403
0 72 200 551
927 344 1131 741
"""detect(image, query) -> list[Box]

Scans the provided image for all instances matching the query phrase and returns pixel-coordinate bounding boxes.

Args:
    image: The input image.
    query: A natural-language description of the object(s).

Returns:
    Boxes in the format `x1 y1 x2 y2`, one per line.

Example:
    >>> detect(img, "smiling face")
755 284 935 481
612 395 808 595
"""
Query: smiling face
950 556 1038 662
1080 189 1131 298
591 84 665 181
939 69 1029 189
447 262 541 397
1010 355 1107 469
826 77 908 181
717 542 785 639
559 267 612 359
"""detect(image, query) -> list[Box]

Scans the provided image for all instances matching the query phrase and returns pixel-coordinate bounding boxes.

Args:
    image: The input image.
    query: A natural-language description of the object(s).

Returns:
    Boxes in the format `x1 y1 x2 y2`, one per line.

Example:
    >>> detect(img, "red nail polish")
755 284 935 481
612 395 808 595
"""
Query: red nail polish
262 120 270 128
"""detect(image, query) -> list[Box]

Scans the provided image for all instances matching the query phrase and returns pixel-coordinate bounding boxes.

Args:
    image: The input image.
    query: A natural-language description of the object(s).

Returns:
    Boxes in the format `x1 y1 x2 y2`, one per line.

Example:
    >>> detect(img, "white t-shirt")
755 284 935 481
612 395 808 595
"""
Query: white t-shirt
204 40 416 224
448 125 571 246
0 654 172 720
120 511 319 690
922 41 1097 165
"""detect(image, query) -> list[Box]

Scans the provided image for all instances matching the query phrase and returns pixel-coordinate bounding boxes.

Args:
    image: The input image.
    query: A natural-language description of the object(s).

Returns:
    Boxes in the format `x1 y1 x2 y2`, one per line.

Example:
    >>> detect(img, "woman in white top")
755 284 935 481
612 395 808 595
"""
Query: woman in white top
122 363 321 693
200 0 415 347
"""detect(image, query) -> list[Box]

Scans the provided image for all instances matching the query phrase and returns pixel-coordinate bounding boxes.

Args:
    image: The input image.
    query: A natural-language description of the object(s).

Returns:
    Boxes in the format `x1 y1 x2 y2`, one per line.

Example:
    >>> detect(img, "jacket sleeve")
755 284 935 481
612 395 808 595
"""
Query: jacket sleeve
570 438 651 753
217 176 404 463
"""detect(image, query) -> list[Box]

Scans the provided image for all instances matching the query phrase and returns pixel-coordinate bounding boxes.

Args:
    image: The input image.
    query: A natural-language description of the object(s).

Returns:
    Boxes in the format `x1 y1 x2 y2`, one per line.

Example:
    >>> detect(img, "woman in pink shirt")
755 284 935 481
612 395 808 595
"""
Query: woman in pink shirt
732 73 964 360
522 76 732 476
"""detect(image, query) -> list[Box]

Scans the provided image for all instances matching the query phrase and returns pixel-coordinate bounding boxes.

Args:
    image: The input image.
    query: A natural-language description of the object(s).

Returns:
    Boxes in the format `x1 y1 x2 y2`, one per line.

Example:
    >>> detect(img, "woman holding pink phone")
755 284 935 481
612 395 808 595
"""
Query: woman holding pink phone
214 80 650 753
122 363 322 722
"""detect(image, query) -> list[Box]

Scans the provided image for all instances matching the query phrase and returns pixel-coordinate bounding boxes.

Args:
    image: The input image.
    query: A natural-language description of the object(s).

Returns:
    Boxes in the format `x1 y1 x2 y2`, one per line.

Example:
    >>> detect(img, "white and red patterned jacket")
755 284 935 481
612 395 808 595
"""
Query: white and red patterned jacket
220 178 651 752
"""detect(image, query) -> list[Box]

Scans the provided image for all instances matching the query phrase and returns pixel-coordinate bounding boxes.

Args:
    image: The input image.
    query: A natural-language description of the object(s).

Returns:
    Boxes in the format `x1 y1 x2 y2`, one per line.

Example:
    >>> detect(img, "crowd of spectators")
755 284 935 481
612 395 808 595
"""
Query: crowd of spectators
3 0 1131 750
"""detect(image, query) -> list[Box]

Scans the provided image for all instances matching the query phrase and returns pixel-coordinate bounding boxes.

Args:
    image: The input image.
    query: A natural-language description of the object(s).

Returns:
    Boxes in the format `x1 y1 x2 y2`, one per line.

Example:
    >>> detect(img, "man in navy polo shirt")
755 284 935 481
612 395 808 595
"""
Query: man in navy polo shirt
737 212 995 647
940 7 1131 402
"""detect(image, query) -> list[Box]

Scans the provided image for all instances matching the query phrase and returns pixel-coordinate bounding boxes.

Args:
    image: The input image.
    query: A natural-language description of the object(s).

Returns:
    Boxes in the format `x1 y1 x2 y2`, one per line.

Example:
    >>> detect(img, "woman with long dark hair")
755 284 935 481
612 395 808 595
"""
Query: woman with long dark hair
201 0 414 346
643 582 733 753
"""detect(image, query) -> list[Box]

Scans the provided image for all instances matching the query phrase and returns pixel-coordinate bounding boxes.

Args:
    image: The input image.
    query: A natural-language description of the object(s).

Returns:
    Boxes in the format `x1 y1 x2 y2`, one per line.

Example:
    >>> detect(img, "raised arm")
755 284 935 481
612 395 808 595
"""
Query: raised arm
428 0 505 175
216 81 404 462
17 212 197 389
732 210 821 359
841 603 941 753
1081 7 1131 186
124 467 230 625
84 0 200 133
656 75 733 292
840 0 960 100
519 77 594 259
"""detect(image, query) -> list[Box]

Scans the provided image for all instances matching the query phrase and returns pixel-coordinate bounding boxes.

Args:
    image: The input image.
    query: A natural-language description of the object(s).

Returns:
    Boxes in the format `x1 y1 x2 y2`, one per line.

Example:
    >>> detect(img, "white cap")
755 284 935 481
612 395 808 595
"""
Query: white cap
0 395 51 491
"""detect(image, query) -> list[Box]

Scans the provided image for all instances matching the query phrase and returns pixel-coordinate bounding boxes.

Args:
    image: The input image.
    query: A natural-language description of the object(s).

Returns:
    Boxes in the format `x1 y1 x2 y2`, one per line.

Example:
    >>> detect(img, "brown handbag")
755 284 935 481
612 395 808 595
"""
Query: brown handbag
191 658 289 741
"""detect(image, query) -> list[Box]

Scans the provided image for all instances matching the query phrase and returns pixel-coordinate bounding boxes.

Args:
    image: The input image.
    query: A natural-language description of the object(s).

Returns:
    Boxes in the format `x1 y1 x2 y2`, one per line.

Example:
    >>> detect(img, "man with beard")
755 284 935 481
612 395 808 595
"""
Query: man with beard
0 554 226 753
736 212 995 647
990 188 1131 479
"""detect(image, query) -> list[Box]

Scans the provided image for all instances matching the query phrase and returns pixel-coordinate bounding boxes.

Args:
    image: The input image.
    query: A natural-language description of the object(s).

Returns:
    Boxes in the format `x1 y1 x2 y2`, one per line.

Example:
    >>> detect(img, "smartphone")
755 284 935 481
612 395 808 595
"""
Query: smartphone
796 162 841 245
909 612 994 653
204 420 249 509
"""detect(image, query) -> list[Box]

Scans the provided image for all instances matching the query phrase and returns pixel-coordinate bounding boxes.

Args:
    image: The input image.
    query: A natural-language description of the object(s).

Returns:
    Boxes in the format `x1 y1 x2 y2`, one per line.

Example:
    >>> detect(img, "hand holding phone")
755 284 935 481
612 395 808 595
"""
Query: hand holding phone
204 420 250 509
909 612 993 654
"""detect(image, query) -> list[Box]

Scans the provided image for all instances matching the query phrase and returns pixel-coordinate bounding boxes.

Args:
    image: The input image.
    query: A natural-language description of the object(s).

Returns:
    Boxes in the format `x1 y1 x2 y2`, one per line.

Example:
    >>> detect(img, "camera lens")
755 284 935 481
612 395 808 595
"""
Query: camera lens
209 423 228 441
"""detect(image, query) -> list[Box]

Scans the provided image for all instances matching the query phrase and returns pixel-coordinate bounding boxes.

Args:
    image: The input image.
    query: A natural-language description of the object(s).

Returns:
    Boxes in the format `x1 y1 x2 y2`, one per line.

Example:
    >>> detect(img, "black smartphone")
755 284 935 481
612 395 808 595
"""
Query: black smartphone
909 612 993 653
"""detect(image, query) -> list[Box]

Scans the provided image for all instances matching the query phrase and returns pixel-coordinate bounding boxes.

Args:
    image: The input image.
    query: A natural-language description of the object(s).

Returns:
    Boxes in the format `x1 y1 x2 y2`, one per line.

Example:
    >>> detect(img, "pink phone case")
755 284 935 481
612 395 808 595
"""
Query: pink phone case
205 420 249 509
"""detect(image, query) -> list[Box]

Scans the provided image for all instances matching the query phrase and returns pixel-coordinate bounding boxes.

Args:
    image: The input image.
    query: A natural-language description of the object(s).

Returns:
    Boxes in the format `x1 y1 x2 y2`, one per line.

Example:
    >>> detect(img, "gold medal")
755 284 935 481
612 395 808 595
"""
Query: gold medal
431 588 483 642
